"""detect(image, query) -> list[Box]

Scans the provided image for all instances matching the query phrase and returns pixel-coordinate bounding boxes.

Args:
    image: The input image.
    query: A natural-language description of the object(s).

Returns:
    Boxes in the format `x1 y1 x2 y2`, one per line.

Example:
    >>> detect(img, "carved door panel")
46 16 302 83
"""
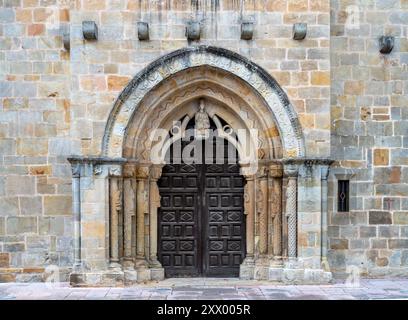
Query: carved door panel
157 163 202 277
204 162 245 277
157 123 245 277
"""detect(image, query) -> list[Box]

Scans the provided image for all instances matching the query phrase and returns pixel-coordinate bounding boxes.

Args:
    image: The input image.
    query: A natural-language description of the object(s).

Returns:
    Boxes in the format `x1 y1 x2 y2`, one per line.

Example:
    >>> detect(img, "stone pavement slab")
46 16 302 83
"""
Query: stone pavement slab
0 278 408 300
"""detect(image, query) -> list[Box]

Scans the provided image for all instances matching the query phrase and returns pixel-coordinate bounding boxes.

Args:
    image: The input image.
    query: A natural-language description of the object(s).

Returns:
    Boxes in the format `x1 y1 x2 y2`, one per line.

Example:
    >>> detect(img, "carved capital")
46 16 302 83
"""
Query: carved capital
268 163 283 178
71 163 81 178
135 166 149 180
93 165 103 176
123 163 136 178
150 165 163 181
283 163 298 178
109 165 122 177
321 165 330 181
256 165 268 179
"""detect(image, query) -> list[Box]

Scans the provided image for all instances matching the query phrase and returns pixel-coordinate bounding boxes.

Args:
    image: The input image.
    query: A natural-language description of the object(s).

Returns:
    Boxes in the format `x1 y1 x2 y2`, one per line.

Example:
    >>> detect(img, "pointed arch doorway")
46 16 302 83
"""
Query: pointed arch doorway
157 114 246 277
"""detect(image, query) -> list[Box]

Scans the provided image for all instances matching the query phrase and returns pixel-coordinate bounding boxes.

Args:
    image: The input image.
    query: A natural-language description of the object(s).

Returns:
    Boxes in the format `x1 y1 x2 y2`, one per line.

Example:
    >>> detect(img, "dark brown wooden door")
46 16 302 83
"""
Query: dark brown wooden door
157 136 246 278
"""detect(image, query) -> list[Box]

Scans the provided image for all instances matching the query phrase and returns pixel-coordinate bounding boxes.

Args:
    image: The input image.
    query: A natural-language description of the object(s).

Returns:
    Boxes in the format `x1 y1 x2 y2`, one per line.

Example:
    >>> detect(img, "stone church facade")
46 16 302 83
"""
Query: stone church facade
0 0 407 286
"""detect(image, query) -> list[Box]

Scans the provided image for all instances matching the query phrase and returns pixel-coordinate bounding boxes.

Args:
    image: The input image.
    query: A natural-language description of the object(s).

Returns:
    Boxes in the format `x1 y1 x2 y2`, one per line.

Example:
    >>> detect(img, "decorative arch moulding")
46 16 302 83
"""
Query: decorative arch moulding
102 46 305 160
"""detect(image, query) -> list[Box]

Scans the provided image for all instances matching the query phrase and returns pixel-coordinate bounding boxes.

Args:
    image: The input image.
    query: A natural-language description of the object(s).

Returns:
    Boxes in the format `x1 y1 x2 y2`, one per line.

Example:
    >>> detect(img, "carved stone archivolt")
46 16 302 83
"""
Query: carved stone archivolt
102 46 304 160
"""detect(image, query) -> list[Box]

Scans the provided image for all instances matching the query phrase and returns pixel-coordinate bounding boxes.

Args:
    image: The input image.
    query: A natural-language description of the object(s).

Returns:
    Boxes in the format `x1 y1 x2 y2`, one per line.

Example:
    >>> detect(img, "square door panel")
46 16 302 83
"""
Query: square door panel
232 195 242 207
206 177 216 188
172 176 183 187
185 195 194 207
220 177 230 188
209 195 218 207
221 196 230 207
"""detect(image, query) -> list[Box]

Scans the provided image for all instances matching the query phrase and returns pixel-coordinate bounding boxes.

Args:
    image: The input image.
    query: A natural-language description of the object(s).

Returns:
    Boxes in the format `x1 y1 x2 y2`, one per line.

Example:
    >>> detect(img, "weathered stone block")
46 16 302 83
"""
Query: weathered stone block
0 273 16 282
0 253 10 268
19 196 42 215
0 197 19 216
330 238 349 249
6 217 37 235
369 211 392 225
6 176 35 196
0 217 4 236
394 212 408 225
379 226 399 238
44 196 71 216
360 226 377 238
373 149 389 166
4 243 25 252
388 240 408 249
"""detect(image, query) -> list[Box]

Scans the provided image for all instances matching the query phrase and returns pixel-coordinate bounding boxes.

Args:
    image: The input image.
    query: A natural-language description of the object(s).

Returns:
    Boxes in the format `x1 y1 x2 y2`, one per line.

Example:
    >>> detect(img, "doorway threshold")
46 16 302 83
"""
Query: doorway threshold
134 277 281 288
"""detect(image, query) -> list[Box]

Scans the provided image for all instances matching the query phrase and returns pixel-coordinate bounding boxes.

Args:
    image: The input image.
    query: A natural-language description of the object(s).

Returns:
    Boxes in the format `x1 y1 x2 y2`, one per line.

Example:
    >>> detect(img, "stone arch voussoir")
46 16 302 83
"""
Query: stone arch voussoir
102 46 305 158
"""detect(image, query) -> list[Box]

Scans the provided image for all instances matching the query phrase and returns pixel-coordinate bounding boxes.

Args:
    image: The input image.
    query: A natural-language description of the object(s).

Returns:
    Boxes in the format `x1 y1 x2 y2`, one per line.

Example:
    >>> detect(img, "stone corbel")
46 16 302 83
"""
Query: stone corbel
82 20 98 40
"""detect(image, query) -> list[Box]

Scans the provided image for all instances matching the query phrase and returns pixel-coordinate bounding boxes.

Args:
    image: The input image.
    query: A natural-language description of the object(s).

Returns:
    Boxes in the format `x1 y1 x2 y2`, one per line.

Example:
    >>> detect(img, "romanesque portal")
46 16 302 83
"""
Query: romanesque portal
68 47 332 286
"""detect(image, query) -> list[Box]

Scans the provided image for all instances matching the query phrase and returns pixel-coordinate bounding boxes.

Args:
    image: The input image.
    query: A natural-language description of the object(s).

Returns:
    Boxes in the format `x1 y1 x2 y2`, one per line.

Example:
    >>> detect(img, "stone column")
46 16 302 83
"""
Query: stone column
240 165 256 279
321 164 330 271
149 165 162 267
71 163 82 270
257 166 268 257
109 166 122 269
269 163 283 262
135 165 149 269
122 163 136 269
284 163 299 259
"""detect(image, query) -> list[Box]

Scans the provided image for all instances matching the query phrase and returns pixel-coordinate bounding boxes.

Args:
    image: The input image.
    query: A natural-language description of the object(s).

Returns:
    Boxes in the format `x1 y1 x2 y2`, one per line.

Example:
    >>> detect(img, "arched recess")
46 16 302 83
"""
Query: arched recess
76 46 305 280
101 46 305 159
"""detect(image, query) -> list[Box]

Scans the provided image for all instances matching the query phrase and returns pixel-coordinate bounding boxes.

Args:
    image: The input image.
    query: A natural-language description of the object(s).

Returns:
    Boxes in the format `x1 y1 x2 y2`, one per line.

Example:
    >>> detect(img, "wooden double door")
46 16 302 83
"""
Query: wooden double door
157 139 246 277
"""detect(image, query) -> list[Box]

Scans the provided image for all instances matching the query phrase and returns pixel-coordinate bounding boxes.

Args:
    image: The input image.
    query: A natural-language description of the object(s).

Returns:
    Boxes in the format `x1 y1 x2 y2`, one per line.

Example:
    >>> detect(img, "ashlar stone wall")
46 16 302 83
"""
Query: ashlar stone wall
0 0 73 282
2 0 329 282
329 0 408 277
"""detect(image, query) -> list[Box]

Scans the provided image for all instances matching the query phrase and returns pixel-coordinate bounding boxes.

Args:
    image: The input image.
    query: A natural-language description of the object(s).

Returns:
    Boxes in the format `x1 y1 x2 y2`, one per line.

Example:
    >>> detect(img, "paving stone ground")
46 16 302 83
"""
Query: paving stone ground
1 278 408 300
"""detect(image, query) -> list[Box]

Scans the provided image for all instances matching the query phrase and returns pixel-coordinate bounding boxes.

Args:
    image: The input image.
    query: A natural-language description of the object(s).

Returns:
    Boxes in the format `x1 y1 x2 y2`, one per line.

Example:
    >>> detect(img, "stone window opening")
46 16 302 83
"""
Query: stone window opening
337 180 350 212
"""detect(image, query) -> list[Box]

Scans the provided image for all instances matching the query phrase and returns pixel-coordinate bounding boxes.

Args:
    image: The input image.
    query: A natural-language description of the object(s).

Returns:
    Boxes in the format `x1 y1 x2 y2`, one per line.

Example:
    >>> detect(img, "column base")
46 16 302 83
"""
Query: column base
253 257 269 280
239 257 255 280
70 264 164 286
70 271 124 287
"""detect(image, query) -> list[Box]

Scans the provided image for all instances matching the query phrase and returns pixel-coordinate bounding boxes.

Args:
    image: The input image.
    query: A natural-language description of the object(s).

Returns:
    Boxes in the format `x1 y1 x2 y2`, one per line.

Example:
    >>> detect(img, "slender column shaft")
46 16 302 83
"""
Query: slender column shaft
149 181 159 264
286 175 298 258
136 178 145 259
271 176 282 257
321 166 330 267
123 177 135 260
244 175 256 259
149 166 162 266
109 177 121 265
258 176 268 255
72 165 81 268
